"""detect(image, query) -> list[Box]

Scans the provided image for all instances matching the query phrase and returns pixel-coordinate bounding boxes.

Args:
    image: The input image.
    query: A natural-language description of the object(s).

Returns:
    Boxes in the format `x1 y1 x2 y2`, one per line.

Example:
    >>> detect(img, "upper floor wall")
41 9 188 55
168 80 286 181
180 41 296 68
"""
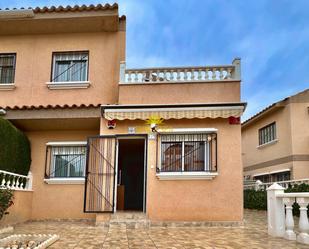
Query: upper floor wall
118 59 241 105
242 105 292 168
288 91 309 155
242 89 309 168
0 4 125 108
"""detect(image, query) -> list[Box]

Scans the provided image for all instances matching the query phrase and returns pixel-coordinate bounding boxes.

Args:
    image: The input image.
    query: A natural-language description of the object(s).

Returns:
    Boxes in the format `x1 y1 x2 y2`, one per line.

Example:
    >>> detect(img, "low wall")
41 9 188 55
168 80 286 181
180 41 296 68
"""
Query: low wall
0 190 33 226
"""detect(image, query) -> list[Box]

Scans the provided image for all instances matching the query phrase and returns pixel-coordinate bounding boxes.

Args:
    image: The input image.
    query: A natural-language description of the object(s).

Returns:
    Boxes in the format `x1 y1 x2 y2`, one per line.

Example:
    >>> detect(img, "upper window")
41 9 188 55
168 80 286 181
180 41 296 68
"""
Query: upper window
0 54 16 84
258 122 276 146
46 145 87 178
51 52 89 82
159 133 217 172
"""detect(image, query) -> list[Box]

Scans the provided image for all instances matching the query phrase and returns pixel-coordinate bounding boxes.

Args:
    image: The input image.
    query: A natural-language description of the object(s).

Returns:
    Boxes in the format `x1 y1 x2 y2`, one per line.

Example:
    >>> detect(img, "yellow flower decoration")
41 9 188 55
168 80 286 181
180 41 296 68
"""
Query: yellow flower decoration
145 115 164 126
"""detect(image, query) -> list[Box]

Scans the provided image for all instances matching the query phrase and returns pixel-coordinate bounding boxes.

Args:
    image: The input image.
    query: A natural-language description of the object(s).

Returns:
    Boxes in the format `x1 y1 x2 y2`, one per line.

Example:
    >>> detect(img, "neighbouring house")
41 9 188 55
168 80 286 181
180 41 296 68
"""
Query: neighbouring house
242 89 309 183
0 3 245 226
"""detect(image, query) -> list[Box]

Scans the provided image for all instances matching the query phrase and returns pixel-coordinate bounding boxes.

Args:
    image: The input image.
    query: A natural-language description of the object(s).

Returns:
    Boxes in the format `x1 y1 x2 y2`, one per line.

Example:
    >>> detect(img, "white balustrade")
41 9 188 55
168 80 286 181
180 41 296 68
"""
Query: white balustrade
267 183 309 245
119 58 241 84
0 170 33 191
283 197 296 240
297 197 309 244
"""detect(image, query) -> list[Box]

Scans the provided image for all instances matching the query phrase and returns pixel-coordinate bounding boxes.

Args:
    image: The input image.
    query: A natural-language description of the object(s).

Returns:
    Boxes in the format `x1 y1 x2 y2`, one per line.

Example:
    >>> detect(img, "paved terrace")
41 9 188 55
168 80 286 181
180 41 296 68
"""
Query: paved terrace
0 210 307 249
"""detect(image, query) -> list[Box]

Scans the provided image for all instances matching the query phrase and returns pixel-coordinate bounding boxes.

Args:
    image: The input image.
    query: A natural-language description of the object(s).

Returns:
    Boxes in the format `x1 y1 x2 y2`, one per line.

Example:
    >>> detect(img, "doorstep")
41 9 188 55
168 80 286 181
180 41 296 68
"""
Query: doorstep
95 212 244 228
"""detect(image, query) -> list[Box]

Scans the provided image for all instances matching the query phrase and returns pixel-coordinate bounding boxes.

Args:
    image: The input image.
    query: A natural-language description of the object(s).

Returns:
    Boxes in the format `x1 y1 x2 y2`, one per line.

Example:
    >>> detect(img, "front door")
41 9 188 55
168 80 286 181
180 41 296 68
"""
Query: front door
84 136 116 212
116 138 146 211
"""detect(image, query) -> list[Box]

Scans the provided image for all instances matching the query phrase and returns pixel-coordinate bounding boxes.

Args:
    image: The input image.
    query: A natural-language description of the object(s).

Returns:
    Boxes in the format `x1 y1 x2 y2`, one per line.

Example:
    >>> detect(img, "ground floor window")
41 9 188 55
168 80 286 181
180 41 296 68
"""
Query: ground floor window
45 145 87 178
159 133 217 172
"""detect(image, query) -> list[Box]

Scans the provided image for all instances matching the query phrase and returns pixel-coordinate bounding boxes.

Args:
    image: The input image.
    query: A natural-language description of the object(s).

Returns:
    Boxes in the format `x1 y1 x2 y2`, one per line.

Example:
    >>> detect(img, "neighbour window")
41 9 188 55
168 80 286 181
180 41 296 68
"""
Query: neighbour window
51 52 89 82
47 146 87 178
0 54 16 84
253 171 290 183
159 133 217 172
258 122 276 145
253 174 270 183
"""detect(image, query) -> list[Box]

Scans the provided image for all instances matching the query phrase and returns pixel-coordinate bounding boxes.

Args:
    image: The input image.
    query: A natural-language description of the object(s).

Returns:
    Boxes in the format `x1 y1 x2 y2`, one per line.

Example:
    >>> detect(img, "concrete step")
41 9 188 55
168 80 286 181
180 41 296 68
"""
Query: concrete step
96 212 149 228
109 220 150 229
110 211 147 220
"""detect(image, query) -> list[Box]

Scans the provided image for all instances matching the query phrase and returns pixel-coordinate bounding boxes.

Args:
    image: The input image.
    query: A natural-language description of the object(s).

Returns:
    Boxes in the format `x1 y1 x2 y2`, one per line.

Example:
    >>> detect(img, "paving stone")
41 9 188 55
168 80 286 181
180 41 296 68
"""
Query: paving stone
1 210 308 248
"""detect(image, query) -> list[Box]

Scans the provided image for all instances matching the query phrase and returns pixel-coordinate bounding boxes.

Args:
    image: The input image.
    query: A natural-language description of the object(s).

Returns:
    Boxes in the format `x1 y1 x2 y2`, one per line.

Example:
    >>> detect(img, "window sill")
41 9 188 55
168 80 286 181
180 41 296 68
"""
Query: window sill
0 83 15 90
46 81 90 90
44 178 85 185
156 172 218 180
257 139 278 149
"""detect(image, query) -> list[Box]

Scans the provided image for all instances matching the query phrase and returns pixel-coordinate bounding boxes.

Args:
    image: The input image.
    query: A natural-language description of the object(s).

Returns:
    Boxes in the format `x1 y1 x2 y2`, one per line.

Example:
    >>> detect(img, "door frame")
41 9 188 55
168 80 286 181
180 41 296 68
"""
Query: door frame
114 134 148 213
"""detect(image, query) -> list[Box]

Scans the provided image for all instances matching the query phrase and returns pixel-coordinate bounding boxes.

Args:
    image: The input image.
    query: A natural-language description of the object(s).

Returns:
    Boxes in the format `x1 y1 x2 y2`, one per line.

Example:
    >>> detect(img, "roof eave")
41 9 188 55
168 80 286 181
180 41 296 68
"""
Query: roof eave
241 103 284 129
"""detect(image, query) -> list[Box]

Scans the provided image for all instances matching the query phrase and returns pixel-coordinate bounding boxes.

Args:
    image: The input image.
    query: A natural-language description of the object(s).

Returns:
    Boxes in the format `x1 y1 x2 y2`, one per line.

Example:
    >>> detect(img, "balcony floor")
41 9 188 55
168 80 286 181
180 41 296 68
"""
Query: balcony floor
0 210 307 249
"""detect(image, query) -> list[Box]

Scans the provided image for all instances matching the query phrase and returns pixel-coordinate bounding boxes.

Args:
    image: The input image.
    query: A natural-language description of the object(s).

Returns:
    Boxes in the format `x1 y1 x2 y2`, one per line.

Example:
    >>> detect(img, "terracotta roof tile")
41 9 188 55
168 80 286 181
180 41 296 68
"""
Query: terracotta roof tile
0 104 101 111
0 3 118 13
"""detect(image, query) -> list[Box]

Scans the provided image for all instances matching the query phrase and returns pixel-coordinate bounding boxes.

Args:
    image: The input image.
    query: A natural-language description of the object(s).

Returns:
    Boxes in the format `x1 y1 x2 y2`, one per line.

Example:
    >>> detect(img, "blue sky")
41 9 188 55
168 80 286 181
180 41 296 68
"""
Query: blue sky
1 0 308 120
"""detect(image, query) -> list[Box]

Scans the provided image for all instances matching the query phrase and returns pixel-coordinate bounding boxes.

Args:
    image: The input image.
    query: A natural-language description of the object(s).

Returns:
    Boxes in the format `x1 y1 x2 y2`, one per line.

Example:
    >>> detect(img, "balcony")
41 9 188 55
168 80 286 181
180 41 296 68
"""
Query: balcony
120 58 240 84
118 58 241 105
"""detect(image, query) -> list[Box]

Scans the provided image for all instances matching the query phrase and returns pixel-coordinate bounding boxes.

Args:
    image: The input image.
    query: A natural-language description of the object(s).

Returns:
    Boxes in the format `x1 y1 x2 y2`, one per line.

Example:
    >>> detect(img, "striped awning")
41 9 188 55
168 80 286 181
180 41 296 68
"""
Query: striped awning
102 104 246 121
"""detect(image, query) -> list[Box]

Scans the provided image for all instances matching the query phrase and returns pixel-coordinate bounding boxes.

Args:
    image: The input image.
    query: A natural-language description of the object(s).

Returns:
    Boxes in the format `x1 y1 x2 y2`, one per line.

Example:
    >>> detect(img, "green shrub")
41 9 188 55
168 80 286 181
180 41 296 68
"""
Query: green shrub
0 188 14 220
0 118 31 175
244 189 267 210
244 183 309 216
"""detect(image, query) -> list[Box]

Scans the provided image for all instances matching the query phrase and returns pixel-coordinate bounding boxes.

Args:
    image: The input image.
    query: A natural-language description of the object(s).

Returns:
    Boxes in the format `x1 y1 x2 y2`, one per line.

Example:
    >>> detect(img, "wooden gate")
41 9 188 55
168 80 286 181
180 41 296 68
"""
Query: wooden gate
84 136 117 212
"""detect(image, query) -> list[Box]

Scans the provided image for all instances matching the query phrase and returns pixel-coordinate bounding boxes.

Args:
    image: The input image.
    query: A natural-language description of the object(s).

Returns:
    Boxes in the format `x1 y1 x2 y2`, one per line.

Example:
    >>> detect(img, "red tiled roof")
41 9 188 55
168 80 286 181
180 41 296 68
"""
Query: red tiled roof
0 3 118 13
0 104 101 111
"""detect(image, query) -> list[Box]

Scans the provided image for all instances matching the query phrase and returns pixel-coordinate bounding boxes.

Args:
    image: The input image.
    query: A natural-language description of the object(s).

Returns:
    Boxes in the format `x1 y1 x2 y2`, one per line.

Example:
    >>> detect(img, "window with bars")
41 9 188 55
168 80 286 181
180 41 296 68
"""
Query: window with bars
0 54 16 84
51 52 89 82
158 133 217 172
45 145 87 178
258 122 276 146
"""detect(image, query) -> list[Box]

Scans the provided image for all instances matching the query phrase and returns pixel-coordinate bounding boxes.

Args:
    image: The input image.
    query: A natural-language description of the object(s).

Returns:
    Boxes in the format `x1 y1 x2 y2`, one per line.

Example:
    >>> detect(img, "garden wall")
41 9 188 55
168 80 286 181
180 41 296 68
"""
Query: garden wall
0 190 33 226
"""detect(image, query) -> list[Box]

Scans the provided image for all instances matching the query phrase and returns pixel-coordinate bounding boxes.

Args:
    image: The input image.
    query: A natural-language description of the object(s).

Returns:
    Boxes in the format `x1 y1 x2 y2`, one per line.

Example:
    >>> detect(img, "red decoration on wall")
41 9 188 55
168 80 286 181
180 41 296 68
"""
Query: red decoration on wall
107 119 116 129
228 116 240 125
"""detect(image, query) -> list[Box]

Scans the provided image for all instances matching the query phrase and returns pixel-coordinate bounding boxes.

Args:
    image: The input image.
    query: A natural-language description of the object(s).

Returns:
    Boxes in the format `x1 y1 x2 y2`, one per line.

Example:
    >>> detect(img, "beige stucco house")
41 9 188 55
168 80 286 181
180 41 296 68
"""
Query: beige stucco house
0 3 245 226
242 89 309 183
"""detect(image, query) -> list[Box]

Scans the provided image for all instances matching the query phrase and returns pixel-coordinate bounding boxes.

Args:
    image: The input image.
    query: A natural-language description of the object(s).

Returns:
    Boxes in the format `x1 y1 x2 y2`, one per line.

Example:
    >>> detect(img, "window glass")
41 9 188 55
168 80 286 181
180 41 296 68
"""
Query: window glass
259 122 276 145
52 52 88 82
161 142 182 172
160 133 216 172
50 146 86 177
184 142 205 171
0 54 16 83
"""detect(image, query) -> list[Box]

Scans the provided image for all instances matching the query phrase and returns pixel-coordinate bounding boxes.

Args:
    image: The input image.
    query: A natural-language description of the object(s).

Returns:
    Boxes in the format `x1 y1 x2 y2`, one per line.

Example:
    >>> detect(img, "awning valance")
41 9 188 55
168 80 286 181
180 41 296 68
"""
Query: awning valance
102 104 246 121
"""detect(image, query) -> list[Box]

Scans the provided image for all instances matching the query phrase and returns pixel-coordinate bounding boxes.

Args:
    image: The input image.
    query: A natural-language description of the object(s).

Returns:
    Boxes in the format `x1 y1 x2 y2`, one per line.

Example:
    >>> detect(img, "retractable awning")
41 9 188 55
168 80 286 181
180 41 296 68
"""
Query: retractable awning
102 103 246 121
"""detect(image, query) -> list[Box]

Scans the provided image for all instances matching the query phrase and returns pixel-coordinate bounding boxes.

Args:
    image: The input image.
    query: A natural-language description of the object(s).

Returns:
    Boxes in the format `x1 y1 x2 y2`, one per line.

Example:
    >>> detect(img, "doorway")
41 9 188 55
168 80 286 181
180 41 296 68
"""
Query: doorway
116 137 146 212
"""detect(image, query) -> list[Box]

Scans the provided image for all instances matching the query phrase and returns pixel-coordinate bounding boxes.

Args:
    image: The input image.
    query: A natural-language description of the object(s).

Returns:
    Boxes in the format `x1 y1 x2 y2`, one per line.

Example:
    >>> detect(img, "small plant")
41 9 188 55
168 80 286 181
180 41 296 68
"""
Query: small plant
0 188 14 220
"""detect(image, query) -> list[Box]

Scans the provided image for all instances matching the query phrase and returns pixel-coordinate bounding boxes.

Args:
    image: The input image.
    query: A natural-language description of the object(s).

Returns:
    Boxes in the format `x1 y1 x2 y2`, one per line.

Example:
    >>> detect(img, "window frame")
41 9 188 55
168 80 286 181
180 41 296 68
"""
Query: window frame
258 122 277 146
0 53 16 84
50 51 89 83
45 143 87 179
158 133 217 173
